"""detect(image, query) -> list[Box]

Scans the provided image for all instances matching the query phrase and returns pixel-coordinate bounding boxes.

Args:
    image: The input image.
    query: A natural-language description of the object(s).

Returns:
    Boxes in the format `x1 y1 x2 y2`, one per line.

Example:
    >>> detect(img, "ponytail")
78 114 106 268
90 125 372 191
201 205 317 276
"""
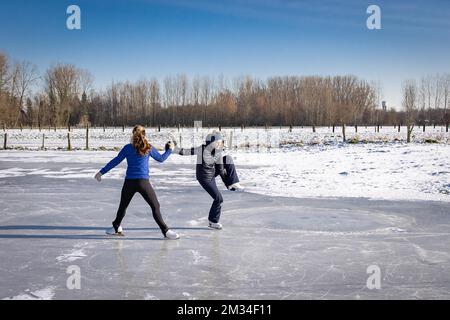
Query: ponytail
132 125 151 156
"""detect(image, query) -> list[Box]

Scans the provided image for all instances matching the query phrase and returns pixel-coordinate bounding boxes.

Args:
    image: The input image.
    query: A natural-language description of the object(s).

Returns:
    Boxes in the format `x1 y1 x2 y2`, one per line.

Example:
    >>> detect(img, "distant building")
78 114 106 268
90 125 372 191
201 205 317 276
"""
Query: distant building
382 101 387 111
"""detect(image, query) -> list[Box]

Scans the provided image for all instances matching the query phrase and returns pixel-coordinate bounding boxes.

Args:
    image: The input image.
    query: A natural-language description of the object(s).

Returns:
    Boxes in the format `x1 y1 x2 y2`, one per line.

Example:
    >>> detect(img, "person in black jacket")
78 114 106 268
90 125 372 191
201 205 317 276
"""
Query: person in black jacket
173 131 244 229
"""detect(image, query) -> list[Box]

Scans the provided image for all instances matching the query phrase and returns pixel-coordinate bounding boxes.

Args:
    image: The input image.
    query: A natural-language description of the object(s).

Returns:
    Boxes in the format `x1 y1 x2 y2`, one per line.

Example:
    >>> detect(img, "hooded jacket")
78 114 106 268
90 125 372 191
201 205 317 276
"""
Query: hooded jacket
174 139 226 181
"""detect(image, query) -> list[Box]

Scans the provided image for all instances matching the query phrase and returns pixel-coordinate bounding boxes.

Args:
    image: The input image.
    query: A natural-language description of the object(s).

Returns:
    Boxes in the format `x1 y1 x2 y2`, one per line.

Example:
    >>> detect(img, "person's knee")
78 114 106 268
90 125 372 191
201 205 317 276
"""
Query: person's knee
214 193 223 204
223 155 234 165
147 196 160 212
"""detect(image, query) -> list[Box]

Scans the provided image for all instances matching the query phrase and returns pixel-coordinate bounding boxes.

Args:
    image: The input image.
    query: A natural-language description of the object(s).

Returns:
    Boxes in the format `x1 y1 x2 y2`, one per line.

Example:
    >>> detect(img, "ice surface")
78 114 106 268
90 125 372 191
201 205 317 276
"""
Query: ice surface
1 150 450 299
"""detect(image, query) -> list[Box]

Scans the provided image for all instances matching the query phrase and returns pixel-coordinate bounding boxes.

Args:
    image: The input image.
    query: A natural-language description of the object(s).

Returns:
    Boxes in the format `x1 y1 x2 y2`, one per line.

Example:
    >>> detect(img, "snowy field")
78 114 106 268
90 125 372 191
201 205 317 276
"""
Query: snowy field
0 127 450 299
2 125 449 151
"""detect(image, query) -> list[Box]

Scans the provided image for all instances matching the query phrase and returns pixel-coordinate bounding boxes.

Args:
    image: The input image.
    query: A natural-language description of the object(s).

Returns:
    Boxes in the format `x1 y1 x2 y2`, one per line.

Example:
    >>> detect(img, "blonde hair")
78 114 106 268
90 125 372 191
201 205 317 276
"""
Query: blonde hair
132 125 151 156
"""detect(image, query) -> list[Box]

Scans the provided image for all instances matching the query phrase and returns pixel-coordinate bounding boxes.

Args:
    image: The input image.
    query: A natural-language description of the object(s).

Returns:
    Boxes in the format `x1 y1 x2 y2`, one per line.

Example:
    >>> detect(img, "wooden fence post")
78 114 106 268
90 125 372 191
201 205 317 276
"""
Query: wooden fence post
342 124 346 142
67 132 72 150
229 130 233 150
407 125 414 143
41 133 45 150
3 133 7 149
85 124 89 150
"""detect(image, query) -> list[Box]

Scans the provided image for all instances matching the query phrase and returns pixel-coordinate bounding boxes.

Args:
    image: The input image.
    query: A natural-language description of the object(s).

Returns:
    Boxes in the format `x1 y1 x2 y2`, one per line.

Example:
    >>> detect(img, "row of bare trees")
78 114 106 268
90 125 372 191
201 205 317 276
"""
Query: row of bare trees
1 51 449 128
416 74 450 125
402 77 450 137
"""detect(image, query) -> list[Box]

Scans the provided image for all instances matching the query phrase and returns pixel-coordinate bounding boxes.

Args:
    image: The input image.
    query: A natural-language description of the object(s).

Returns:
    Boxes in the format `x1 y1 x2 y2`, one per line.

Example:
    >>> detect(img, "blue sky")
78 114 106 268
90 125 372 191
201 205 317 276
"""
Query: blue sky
1 0 450 108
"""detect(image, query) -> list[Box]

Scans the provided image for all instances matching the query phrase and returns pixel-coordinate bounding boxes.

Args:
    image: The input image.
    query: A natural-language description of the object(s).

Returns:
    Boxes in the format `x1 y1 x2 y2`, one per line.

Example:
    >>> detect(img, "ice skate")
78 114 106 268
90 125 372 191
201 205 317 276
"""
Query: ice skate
106 225 124 236
208 221 223 230
164 229 180 240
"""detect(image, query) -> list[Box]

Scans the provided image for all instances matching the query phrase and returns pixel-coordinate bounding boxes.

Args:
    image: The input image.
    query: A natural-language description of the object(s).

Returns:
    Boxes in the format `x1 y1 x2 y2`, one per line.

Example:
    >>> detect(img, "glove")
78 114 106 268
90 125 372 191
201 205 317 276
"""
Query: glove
165 141 175 151
95 172 102 182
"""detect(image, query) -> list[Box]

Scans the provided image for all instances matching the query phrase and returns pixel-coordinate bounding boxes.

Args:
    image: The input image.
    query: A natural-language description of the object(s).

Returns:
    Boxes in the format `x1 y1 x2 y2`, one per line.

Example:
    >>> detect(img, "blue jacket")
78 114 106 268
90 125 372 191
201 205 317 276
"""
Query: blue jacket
100 144 172 179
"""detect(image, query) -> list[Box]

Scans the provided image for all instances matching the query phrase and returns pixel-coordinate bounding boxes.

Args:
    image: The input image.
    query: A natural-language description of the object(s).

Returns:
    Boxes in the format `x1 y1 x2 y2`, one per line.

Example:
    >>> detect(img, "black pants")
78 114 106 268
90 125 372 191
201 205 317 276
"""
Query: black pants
113 179 169 235
197 155 240 223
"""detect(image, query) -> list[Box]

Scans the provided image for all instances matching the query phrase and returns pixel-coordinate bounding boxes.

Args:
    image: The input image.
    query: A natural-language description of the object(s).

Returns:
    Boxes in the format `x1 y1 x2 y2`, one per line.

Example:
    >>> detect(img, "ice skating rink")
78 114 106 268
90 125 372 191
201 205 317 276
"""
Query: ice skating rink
1 151 450 299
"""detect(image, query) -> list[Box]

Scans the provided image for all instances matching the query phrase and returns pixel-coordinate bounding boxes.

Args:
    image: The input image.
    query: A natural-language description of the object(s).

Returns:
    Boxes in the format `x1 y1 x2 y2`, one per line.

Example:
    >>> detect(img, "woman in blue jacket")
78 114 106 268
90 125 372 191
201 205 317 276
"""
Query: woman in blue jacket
95 125 179 240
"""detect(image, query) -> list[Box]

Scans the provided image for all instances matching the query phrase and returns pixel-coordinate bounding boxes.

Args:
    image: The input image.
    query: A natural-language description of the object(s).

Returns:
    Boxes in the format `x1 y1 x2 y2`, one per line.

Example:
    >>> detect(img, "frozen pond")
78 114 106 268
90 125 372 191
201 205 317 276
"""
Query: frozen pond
0 151 450 299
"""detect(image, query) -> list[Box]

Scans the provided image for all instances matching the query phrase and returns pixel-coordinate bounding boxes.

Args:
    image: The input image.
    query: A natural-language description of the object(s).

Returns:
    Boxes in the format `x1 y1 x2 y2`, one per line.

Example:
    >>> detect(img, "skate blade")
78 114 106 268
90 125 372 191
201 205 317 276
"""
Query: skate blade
106 232 125 237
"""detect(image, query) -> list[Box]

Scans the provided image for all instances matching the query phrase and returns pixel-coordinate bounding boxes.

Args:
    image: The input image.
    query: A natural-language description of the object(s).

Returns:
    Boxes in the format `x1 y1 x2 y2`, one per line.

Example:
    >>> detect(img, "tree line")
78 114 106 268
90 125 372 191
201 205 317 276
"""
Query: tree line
1 51 449 128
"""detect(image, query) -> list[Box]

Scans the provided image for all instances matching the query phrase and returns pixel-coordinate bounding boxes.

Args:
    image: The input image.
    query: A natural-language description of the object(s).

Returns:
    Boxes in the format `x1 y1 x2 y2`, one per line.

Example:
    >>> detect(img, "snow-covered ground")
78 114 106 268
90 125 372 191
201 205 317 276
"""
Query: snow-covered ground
2 125 449 151
0 142 449 202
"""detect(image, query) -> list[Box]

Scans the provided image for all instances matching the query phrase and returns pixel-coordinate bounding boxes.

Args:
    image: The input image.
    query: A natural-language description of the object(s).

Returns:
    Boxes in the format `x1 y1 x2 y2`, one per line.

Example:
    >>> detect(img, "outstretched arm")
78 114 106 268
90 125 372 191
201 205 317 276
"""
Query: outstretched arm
150 146 172 163
173 146 202 156
99 145 128 175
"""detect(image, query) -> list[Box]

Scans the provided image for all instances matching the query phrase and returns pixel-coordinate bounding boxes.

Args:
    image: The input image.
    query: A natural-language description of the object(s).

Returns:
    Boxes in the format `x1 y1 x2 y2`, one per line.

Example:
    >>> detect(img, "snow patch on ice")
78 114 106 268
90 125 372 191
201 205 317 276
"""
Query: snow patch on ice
144 293 160 300
3 286 56 300
190 250 208 265
56 249 87 263
187 219 206 226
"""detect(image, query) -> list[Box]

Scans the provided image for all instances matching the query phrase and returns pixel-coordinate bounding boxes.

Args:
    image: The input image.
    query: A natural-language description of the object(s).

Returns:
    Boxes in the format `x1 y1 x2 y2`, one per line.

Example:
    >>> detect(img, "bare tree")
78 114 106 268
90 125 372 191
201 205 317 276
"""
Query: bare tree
78 69 94 96
45 64 79 126
11 61 40 126
0 53 10 94
149 78 160 126
192 75 200 106
402 80 417 142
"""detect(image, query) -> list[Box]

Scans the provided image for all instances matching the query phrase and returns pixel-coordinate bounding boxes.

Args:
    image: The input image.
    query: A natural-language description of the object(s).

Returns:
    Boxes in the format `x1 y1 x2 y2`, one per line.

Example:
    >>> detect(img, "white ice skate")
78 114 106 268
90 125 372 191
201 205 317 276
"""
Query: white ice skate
208 221 223 230
164 229 180 240
228 183 244 192
106 225 124 236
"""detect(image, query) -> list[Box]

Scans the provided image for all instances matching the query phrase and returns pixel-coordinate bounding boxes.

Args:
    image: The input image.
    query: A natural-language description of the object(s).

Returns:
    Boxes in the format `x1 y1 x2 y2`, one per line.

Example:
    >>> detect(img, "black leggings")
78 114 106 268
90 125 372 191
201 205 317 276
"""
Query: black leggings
113 179 169 235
